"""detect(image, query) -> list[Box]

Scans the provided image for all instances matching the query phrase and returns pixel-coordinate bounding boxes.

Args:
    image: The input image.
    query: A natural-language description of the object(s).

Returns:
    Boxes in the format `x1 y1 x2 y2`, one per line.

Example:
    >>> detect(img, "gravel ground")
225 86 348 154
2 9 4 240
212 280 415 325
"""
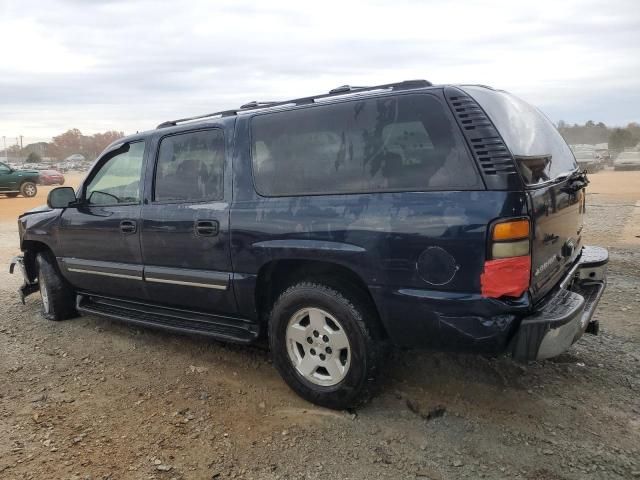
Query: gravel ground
0 172 639 480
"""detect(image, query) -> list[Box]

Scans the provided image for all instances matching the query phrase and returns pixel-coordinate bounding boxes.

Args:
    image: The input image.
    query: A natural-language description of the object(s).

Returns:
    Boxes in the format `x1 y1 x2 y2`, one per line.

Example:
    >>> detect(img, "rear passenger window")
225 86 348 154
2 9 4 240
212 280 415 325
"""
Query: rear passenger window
154 130 224 202
251 94 480 196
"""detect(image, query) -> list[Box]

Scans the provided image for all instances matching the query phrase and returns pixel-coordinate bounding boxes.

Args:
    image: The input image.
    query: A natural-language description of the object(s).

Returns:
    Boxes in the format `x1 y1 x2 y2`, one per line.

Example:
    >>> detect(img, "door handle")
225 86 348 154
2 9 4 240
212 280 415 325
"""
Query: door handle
120 220 137 234
195 220 219 237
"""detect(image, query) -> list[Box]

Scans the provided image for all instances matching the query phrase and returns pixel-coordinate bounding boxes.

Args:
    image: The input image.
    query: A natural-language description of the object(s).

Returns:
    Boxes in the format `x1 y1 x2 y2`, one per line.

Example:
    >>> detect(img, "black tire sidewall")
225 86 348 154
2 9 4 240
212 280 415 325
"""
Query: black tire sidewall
36 252 76 321
269 283 375 409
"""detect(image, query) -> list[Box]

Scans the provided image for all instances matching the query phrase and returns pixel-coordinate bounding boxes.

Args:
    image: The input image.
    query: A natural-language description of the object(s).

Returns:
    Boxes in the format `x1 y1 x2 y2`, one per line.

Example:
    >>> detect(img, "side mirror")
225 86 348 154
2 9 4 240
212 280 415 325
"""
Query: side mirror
47 187 77 209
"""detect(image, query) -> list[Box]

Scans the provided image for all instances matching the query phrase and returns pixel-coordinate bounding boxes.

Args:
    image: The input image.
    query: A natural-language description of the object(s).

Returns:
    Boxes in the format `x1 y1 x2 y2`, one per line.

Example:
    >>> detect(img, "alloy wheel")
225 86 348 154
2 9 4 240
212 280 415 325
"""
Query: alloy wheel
285 307 351 387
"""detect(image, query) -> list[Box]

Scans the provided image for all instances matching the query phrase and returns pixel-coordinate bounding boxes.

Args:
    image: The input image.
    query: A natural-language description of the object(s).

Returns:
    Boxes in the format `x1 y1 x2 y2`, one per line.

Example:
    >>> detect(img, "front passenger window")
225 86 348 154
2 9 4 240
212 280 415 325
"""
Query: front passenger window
85 142 145 205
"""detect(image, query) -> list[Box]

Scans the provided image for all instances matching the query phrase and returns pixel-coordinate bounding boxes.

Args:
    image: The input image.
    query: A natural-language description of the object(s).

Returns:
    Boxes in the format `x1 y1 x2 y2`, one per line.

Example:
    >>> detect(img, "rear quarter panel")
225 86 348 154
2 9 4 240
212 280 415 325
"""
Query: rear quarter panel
230 115 529 346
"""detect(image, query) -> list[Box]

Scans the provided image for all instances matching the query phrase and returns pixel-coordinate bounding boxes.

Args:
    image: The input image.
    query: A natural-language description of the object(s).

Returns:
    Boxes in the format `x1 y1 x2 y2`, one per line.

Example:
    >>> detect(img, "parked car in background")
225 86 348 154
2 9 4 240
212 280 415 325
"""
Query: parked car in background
10 81 608 408
0 161 39 197
594 143 611 166
38 169 65 185
573 150 601 173
613 151 640 171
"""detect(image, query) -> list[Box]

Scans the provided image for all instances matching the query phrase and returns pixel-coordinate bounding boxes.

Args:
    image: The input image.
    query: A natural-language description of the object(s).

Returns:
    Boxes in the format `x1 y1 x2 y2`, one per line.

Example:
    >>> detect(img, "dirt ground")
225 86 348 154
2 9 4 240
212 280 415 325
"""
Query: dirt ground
0 170 638 480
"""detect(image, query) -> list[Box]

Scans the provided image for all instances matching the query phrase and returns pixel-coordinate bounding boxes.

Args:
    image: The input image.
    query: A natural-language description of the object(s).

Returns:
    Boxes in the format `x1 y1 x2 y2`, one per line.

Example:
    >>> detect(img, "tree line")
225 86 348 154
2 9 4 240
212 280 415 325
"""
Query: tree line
7 129 124 163
557 120 640 152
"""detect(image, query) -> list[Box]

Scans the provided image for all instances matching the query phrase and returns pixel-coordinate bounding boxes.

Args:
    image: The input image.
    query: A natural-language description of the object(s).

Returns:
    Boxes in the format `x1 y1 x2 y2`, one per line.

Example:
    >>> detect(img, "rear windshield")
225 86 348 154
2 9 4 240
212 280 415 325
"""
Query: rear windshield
251 94 481 196
461 86 577 185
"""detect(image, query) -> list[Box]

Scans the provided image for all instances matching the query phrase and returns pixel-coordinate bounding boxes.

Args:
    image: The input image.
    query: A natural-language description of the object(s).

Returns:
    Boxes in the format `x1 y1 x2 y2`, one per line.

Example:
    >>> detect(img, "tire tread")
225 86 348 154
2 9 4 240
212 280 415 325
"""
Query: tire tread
268 281 384 409
36 251 77 321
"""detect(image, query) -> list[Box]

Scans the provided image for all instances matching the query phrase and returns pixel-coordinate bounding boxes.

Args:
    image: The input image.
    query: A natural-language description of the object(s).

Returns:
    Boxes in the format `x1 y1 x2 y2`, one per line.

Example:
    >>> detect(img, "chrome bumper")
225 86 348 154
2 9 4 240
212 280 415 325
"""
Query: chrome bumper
511 246 608 361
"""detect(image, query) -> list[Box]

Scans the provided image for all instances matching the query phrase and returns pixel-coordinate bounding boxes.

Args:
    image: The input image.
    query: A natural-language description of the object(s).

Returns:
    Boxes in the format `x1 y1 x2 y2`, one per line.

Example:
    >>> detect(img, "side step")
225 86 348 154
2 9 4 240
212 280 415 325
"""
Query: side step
76 293 259 344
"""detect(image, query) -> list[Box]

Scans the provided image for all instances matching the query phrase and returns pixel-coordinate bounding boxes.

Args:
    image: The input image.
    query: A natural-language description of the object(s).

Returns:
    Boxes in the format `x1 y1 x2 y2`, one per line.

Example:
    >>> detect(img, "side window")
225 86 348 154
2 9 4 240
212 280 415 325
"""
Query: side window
0 162 11 174
154 129 224 202
85 141 145 205
251 94 481 196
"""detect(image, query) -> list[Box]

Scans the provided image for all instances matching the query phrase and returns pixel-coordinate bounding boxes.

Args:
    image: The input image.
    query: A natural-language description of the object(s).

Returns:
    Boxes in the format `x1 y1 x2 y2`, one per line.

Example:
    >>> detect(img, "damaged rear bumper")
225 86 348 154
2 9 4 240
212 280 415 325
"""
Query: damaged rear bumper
510 246 608 361
9 255 39 304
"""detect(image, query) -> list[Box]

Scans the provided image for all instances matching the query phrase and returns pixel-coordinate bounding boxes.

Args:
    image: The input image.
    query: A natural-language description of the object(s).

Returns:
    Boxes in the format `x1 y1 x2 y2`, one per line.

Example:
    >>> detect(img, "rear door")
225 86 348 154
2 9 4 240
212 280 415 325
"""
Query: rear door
462 86 584 301
528 181 584 299
140 126 237 314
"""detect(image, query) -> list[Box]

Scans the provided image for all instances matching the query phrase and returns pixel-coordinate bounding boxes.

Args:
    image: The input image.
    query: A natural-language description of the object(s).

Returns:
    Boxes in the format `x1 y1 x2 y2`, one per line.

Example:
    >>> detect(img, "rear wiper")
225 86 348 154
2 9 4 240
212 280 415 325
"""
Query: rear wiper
555 169 580 181
558 169 589 192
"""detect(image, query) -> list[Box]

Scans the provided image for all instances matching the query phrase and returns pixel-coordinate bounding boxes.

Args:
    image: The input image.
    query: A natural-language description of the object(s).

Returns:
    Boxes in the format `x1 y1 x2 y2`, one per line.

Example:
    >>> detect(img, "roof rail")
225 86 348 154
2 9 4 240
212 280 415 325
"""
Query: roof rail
239 100 280 109
156 79 433 129
328 85 370 94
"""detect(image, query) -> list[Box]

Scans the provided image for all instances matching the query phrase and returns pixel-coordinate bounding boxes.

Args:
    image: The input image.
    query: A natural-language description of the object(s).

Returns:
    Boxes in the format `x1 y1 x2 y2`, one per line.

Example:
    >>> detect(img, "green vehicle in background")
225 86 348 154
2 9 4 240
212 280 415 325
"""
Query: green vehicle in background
0 161 40 197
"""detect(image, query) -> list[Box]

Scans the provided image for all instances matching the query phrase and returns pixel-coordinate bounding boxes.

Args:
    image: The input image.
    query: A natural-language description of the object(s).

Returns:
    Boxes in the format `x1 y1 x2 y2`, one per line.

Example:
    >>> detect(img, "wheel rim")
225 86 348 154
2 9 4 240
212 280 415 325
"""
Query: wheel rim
40 275 50 314
24 184 35 196
285 307 351 387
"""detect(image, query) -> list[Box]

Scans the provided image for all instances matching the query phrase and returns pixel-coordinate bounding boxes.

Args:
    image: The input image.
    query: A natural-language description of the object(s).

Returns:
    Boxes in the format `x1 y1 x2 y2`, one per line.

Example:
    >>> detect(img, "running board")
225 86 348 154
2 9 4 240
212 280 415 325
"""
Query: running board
76 293 259 343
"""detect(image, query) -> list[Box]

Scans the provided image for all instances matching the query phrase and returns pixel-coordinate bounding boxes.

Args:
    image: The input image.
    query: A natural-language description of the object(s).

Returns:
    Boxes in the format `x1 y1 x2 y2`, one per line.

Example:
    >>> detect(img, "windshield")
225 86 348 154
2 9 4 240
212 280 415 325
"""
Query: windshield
461 86 577 185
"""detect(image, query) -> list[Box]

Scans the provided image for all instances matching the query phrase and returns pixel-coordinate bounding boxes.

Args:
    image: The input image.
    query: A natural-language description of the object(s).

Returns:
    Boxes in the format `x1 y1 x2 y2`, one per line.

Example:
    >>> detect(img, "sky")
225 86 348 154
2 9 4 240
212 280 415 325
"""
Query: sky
1 0 639 145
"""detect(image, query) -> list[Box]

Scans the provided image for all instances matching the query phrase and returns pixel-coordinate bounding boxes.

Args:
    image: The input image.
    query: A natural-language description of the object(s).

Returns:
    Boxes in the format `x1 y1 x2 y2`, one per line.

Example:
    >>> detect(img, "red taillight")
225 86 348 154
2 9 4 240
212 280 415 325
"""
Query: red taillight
481 218 531 298
481 256 531 298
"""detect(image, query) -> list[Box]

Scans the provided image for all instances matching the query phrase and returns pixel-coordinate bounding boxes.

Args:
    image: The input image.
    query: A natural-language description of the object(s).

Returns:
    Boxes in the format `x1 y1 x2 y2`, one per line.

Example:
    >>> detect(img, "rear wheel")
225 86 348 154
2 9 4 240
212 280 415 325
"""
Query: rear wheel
20 182 37 197
269 282 383 409
36 252 77 321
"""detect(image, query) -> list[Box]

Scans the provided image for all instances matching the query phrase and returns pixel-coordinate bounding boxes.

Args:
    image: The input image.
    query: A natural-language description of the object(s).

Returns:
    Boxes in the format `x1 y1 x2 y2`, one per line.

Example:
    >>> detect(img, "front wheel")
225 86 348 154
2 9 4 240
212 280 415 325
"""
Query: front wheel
36 252 77 321
269 282 383 409
20 181 37 197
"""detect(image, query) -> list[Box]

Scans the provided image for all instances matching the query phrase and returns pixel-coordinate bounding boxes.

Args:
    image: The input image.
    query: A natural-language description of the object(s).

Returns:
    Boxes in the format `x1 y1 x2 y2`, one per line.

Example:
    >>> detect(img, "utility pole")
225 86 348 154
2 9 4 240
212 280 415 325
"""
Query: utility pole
2 136 6 161
19 135 23 150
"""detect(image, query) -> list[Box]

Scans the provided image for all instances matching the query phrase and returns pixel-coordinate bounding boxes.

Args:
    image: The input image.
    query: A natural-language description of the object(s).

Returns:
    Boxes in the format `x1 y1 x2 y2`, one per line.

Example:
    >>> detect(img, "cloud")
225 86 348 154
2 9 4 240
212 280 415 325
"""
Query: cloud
1 0 639 142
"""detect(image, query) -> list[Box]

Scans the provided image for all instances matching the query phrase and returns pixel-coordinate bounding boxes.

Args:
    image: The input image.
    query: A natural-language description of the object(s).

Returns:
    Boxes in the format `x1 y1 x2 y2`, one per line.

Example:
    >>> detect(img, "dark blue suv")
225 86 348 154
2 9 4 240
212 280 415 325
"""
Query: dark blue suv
10 80 608 409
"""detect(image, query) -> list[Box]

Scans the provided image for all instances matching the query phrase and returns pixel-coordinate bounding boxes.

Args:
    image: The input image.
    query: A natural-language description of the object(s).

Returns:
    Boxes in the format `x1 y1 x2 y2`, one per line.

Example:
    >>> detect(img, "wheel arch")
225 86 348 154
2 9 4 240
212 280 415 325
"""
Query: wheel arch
21 240 55 283
254 258 388 340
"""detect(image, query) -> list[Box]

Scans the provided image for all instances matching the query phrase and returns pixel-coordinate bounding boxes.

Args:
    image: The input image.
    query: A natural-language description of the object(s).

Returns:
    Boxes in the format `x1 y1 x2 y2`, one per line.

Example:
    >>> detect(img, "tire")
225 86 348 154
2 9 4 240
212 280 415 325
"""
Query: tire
269 282 383 409
5 192 19 198
36 251 77 321
20 181 37 197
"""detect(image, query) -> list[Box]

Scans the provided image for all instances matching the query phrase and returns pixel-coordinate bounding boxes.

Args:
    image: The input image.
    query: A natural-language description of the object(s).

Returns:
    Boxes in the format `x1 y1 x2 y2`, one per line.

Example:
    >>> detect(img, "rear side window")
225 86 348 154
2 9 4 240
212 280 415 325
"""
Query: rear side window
251 94 481 196
461 86 577 185
154 129 224 202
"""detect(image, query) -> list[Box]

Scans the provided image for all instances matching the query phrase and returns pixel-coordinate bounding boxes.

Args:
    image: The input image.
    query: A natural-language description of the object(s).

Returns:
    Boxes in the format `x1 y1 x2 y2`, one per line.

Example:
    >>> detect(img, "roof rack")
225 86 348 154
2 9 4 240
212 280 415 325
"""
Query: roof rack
239 100 280 109
156 79 432 129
